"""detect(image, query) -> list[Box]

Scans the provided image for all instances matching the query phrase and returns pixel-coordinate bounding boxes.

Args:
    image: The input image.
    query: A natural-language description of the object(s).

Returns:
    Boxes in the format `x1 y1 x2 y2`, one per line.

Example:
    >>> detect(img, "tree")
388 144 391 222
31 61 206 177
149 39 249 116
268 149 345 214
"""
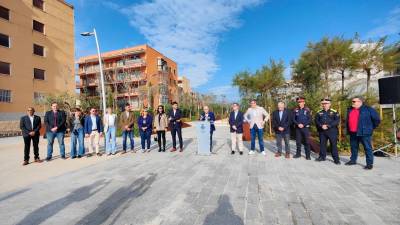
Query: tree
353 38 385 95
332 37 358 96
232 59 285 108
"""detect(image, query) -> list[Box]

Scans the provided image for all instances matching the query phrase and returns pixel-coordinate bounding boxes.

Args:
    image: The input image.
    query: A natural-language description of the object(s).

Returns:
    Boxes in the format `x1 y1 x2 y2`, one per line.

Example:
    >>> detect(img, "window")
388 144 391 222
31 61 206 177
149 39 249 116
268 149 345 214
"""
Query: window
0 89 11 102
0 61 10 75
0 33 9 47
33 0 44 10
33 44 44 56
34 68 45 80
34 92 45 102
33 20 44 33
0 5 9 21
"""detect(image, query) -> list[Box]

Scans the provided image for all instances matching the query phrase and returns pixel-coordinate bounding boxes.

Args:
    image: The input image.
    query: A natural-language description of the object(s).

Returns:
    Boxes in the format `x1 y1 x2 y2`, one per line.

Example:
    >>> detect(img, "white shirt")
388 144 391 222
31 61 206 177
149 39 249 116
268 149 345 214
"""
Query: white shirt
91 115 97 130
29 115 34 129
234 110 238 120
125 111 130 118
106 114 116 127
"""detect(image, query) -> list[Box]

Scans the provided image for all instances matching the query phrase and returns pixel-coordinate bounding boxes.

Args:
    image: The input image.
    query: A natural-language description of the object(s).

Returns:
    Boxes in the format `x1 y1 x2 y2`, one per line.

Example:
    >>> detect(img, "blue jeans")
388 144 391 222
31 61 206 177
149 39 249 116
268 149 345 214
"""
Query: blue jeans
139 130 151 149
106 126 117 154
122 130 134 151
350 133 374 165
46 131 65 159
250 125 264 152
70 128 84 157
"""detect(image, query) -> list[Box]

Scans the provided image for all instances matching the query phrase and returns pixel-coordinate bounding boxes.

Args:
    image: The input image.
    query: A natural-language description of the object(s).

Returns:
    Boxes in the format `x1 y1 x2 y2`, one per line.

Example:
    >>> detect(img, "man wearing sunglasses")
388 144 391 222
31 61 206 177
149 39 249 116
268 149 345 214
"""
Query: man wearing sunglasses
315 98 340 164
345 96 380 170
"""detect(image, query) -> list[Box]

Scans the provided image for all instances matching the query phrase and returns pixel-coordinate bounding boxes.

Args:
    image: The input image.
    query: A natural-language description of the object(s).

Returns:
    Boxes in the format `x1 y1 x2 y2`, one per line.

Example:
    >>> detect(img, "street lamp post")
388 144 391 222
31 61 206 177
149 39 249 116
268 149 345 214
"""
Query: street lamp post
81 28 107 117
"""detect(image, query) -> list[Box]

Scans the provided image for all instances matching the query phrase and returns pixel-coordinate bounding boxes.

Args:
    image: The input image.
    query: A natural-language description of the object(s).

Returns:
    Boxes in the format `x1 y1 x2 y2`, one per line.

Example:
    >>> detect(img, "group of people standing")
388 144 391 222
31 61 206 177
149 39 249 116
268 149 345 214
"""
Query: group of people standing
20 101 185 166
20 96 380 170
228 96 380 170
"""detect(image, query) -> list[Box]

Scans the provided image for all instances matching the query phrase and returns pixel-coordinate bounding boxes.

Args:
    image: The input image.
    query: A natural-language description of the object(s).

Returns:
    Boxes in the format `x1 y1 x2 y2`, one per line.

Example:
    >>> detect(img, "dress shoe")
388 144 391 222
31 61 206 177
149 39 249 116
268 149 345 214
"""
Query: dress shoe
345 161 356 166
22 161 29 166
158 149 162 152
306 157 311 160
275 152 282 157
364 164 373 170
45 157 52 161
285 153 290 159
61 156 66 160
162 149 166 152
239 151 243 155
315 157 325 162
171 148 177 152
77 155 82 158
121 151 127 154
293 154 301 158
71 156 76 159
231 151 235 155
97 153 102 156
334 161 341 165
179 148 183 152
34 158 42 163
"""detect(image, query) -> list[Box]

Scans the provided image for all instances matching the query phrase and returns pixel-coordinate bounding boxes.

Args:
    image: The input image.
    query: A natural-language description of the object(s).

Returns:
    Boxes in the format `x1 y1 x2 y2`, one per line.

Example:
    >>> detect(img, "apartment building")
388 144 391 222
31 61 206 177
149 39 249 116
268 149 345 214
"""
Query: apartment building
0 0 75 120
76 44 179 110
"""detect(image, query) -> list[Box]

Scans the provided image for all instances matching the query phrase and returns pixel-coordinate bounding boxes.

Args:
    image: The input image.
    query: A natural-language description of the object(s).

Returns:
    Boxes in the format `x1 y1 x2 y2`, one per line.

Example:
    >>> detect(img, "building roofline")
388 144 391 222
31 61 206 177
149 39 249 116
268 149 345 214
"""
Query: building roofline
76 44 177 65
57 0 74 9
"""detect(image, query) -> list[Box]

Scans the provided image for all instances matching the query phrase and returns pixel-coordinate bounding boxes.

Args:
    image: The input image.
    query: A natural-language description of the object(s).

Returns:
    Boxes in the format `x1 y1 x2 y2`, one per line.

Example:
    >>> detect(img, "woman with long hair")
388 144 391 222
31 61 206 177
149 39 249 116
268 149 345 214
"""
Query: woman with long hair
153 105 168 152
138 108 153 153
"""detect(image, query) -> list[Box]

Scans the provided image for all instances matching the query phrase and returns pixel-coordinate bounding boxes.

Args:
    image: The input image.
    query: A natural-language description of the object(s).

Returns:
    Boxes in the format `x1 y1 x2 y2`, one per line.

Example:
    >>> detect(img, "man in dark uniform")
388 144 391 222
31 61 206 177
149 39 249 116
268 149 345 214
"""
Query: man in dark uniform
315 98 341 164
292 97 312 160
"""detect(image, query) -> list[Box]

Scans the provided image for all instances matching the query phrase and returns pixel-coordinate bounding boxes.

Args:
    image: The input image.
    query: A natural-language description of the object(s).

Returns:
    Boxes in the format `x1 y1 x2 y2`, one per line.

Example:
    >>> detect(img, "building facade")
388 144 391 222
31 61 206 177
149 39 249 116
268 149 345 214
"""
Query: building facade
0 0 75 120
76 44 179 111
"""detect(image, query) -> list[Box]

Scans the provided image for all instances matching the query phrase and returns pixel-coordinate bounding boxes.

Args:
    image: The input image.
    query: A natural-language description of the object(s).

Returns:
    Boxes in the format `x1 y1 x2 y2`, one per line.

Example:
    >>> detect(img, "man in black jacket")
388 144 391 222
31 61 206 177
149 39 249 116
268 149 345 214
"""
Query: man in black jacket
168 102 183 152
272 102 292 158
44 102 67 161
229 103 244 155
20 107 42 165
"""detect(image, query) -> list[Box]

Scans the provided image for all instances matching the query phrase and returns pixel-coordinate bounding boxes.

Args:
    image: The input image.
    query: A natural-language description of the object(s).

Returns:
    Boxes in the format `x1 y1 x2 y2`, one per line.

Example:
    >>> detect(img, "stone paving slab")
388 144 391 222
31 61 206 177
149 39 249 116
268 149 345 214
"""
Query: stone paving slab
0 125 399 225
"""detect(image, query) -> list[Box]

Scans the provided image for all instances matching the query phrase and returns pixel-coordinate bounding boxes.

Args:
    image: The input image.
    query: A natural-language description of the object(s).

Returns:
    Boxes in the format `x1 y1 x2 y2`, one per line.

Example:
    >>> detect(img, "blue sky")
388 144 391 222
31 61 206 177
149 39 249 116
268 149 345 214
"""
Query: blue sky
71 0 400 101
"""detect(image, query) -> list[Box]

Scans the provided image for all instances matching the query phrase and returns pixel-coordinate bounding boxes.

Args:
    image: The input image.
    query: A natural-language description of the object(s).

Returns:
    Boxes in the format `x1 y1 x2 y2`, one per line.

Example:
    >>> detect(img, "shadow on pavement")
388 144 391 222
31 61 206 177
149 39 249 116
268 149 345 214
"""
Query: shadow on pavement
76 173 157 225
15 179 108 225
203 195 243 225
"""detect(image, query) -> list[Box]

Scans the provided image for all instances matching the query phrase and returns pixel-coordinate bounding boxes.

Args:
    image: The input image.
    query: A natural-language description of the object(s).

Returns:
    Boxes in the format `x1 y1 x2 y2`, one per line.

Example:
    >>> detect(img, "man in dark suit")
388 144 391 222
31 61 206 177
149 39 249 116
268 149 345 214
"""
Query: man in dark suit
20 107 42 165
168 102 183 152
229 103 244 155
272 102 292 158
44 102 67 161
200 105 216 152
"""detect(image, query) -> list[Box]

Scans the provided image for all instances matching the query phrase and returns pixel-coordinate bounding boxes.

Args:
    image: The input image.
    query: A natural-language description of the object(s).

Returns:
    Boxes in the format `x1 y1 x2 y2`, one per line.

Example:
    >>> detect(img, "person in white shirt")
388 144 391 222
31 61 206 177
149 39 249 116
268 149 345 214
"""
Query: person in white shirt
104 107 117 155
244 99 270 155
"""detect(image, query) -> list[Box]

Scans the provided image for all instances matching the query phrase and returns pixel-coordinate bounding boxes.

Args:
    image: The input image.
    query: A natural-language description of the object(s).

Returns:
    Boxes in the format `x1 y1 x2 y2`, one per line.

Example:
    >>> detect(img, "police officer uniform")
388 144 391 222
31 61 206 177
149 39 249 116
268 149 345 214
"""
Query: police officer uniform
292 97 312 159
315 98 340 164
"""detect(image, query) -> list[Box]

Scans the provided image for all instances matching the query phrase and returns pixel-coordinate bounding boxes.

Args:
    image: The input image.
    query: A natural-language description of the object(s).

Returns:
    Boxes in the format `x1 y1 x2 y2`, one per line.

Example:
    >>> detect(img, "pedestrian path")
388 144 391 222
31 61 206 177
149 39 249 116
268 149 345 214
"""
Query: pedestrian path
0 125 399 225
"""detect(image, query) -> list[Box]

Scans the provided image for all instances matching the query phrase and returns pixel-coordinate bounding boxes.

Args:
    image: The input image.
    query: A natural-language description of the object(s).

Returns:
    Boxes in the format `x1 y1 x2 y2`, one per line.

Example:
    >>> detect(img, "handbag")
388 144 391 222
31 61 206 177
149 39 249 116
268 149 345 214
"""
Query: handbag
153 134 158 142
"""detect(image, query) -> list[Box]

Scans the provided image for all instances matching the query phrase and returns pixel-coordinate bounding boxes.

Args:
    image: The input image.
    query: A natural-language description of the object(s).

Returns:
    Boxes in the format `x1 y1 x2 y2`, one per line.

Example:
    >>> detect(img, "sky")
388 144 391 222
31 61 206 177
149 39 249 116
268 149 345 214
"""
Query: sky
71 0 400 101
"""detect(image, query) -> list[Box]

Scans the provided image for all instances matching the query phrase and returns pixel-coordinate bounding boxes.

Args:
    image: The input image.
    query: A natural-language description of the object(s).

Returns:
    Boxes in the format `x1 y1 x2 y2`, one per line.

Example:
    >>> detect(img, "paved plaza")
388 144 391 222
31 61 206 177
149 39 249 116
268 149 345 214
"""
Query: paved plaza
0 124 399 225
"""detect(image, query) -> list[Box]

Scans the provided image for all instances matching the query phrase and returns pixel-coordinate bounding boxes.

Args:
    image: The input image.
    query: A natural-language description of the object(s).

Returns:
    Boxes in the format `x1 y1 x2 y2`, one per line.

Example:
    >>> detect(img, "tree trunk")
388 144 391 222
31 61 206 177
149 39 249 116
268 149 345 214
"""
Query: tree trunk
366 69 371 96
341 70 345 96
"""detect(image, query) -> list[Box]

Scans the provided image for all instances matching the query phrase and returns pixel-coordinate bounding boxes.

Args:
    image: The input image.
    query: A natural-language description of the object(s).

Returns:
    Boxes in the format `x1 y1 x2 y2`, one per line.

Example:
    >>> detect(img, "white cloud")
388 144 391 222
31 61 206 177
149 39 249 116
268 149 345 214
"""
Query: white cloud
107 0 264 87
366 6 400 38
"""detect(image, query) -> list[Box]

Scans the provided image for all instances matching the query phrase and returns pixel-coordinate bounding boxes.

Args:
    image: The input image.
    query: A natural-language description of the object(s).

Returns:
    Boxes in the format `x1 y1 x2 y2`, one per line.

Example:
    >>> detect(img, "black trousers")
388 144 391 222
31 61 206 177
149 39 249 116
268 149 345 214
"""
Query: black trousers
319 130 339 161
171 127 183 149
295 127 311 157
23 135 40 161
157 130 166 150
